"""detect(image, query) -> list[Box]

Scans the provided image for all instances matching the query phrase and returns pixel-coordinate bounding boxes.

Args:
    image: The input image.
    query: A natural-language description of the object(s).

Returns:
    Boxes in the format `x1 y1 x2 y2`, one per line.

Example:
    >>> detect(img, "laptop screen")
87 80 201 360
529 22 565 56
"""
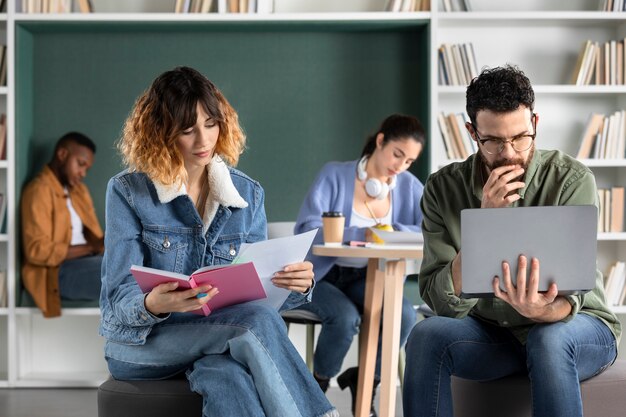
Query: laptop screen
460 205 597 298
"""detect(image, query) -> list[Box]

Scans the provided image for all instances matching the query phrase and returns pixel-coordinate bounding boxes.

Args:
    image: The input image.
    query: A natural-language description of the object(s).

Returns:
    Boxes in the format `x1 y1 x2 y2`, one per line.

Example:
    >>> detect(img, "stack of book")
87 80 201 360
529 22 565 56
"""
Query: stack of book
221 0 273 13
571 39 626 86
598 186 625 233
175 0 216 13
576 111 626 160
602 0 626 11
176 0 274 13
385 0 430 12
438 43 478 86
440 0 470 12
437 111 475 160
605 261 626 307
21 0 91 13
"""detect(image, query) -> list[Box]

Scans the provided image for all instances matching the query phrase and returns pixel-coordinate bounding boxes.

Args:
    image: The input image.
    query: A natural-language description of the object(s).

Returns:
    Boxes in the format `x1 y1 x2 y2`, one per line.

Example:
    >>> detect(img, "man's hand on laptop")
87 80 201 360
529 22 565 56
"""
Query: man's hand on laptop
492 255 572 322
481 165 526 208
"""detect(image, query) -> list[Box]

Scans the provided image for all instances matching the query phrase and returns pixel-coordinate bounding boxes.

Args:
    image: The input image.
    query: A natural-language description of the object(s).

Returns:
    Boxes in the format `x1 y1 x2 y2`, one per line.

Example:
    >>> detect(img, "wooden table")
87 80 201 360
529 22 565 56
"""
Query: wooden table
312 244 423 417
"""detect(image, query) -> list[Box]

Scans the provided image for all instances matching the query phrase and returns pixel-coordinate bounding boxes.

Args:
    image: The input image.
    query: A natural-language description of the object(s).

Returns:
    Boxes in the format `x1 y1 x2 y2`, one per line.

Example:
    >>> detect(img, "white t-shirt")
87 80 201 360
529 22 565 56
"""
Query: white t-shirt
65 187 87 246
335 200 393 269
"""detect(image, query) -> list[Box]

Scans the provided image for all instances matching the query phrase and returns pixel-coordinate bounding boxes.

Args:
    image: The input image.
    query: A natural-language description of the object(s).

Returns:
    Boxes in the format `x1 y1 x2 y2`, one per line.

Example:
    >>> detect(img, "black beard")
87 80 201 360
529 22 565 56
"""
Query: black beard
479 145 534 184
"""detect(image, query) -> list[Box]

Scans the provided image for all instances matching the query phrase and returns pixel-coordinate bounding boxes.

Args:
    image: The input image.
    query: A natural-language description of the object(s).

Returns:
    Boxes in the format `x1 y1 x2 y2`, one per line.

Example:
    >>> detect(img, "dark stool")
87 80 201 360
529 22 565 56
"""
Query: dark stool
452 359 626 417
97 374 202 417
281 308 322 372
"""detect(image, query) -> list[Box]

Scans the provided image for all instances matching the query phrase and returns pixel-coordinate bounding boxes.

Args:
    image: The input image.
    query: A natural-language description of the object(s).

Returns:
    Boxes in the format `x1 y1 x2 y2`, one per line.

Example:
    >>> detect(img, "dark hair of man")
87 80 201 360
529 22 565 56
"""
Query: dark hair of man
360 113 426 158
53 131 97 157
465 65 535 126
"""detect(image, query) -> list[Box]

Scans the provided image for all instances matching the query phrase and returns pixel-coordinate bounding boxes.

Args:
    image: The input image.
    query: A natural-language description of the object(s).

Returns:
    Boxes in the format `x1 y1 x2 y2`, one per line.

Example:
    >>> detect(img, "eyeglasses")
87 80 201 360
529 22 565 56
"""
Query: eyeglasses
472 114 537 155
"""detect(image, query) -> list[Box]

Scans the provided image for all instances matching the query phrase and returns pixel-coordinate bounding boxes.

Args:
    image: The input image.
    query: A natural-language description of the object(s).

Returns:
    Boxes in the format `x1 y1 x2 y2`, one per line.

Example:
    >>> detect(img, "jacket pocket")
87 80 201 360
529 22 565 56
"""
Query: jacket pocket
142 226 191 273
212 233 244 265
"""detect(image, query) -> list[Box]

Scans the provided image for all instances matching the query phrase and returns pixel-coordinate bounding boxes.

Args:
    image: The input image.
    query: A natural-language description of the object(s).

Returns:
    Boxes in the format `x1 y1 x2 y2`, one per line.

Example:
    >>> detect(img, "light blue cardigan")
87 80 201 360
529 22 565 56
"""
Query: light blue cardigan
294 160 424 281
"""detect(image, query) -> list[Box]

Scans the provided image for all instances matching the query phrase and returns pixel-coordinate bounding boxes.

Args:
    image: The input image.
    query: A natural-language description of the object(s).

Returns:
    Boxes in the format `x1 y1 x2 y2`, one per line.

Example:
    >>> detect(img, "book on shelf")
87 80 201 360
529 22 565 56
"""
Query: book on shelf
577 111 626 160
441 0 469 12
76 0 92 13
615 42 624 85
0 113 6 160
596 188 623 234
611 186 625 233
620 278 626 306
215 0 271 13
577 113 604 159
605 261 626 306
131 262 266 316
599 189 606 232
605 188 612 233
446 113 468 159
438 46 454 85
32 0 74 13
0 270 6 308
452 44 468 86
438 42 478 86
385 0 430 12
437 112 475 160
176 0 216 13
0 45 7 87
571 40 592 85
437 112 456 159
0 192 6 234
571 38 626 86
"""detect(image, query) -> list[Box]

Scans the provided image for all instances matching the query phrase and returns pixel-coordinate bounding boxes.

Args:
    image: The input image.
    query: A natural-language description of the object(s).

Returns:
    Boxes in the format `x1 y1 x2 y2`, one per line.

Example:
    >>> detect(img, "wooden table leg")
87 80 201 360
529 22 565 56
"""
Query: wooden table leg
355 258 385 417
379 259 406 417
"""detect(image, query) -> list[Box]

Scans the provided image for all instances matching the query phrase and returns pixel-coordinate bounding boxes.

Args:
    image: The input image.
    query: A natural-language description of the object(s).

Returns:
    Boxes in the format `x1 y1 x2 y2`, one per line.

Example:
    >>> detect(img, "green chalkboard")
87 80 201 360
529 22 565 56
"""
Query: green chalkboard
16 20 430 226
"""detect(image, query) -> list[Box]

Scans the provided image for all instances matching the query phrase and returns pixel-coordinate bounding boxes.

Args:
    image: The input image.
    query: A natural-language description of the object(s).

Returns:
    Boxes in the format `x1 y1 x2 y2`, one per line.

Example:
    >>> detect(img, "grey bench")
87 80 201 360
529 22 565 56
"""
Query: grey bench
452 359 626 417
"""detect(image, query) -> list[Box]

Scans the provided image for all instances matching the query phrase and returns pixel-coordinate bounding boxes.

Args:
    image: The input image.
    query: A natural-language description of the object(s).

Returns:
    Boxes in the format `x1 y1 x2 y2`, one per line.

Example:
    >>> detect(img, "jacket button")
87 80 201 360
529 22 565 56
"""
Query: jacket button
162 236 171 249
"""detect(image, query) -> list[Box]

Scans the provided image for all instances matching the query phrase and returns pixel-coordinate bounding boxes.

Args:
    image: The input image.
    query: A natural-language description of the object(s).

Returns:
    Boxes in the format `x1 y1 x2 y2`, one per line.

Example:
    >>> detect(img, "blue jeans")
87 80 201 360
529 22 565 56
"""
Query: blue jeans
300 265 417 379
58 254 103 301
105 303 337 417
403 313 617 417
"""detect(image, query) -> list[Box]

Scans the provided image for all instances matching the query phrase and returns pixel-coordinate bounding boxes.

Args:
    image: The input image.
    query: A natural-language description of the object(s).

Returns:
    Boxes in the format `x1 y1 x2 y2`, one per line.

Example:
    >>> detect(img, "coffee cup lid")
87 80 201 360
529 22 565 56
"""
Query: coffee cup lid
322 211 343 217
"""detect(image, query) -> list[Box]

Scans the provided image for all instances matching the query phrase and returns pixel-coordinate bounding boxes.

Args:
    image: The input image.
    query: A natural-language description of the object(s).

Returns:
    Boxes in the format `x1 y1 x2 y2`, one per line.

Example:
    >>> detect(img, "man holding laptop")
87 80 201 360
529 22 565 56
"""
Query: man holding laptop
403 65 620 417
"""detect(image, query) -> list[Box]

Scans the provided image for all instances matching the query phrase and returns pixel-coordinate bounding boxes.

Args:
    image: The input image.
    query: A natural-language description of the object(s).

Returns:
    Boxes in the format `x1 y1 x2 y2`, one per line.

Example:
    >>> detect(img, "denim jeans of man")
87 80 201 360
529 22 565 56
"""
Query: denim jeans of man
403 313 617 417
299 265 417 379
105 303 338 417
58 254 103 301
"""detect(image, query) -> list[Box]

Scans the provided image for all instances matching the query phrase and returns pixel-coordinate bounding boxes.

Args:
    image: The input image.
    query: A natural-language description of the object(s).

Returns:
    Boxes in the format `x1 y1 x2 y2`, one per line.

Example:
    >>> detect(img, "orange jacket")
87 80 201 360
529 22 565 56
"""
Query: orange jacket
21 165 103 317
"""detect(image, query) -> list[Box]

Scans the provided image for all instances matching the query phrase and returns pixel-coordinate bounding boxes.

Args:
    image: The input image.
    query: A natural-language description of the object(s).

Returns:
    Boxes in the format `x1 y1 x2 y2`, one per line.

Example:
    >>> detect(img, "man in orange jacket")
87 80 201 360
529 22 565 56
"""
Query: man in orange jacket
21 132 104 317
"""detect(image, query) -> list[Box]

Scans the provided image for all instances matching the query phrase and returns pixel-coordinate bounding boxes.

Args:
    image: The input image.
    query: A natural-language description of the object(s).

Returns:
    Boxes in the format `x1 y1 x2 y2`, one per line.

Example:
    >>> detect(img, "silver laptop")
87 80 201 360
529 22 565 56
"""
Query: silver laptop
460 205 597 298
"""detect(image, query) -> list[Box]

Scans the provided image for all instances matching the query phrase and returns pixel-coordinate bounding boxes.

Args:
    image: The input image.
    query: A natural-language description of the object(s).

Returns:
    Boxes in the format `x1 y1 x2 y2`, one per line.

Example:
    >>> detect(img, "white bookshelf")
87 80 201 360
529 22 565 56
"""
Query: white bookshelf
431 0 626 359
0 0 624 388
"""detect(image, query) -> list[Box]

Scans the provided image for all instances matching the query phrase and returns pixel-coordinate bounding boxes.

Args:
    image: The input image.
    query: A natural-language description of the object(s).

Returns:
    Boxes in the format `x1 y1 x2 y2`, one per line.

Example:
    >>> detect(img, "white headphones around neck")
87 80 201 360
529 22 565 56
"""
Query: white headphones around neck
357 156 397 200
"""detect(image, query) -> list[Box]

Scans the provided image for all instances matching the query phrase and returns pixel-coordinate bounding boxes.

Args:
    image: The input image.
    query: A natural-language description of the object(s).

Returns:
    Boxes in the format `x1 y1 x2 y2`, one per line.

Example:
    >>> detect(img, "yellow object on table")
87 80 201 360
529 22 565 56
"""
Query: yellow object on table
371 224 393 244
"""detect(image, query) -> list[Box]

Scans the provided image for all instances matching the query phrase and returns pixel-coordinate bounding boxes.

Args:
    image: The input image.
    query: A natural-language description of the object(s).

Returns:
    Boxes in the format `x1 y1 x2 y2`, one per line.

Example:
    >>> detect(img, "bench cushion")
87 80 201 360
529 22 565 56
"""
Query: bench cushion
97 375 202 417
452 359 626 417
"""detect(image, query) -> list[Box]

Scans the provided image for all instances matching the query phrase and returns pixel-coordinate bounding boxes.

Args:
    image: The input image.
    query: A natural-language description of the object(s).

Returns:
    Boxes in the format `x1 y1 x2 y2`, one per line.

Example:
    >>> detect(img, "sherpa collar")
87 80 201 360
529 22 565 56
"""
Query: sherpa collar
151 155 248 227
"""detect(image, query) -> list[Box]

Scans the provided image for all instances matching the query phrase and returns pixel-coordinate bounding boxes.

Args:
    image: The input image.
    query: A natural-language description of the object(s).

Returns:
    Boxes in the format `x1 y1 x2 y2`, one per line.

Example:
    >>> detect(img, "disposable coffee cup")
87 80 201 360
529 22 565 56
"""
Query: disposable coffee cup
322 211 345 246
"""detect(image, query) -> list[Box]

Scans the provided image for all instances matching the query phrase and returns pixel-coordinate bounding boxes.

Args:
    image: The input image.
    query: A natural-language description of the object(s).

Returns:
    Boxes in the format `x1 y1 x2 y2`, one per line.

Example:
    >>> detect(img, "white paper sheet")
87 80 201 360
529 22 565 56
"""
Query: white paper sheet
369 228 424 244
233 229 318 309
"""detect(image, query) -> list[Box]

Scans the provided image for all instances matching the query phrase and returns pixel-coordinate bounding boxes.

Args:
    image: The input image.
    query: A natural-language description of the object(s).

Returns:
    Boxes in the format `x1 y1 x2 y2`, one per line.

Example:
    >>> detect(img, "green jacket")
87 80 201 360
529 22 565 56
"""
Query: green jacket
419 149 621 344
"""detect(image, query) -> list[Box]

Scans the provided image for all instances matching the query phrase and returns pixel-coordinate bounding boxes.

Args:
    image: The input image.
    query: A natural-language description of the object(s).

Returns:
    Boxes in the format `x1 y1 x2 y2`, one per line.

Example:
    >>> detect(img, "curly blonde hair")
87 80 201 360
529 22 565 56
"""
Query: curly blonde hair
118 67 246 185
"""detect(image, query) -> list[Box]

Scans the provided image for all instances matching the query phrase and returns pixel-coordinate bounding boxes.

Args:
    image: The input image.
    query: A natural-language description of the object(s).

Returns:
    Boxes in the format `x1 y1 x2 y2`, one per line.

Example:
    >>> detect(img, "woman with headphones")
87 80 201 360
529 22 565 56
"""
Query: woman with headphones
294 114 426 417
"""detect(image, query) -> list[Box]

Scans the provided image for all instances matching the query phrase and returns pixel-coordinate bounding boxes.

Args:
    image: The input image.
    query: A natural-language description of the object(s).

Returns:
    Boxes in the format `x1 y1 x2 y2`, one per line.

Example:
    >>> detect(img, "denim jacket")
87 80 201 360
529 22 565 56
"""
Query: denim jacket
100 157 308 345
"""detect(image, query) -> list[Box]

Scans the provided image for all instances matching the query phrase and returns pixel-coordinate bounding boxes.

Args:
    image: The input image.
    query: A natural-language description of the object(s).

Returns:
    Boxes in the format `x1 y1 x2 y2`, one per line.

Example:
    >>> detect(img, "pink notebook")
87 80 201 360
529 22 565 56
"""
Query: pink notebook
130 262 267 316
